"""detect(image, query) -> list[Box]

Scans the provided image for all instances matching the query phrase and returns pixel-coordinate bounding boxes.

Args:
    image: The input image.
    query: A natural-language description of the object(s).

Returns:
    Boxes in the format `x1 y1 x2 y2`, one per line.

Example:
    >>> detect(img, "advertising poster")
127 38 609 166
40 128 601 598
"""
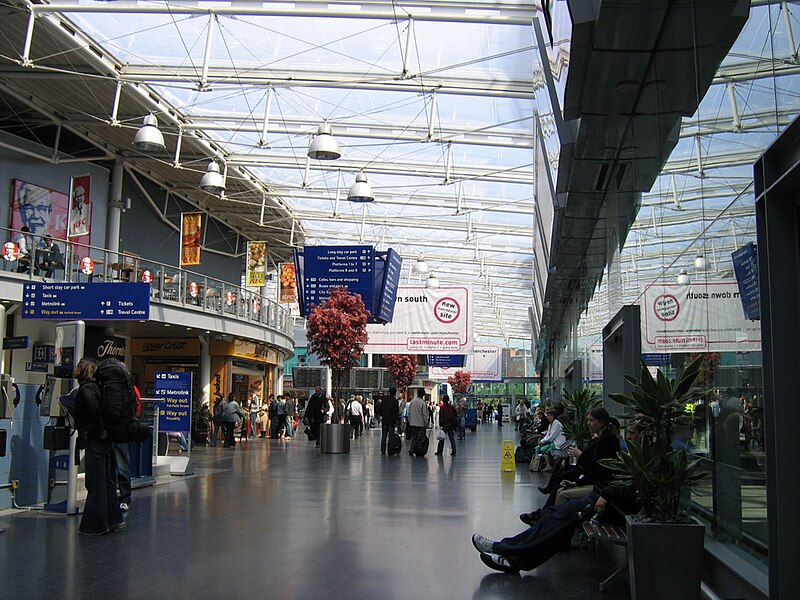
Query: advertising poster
279 262 297 303
246 240 267 288
180 212 202 266
11 179 68 240
365 285 473 355
429 344 501 381
67 174 91 238
641 280 761 353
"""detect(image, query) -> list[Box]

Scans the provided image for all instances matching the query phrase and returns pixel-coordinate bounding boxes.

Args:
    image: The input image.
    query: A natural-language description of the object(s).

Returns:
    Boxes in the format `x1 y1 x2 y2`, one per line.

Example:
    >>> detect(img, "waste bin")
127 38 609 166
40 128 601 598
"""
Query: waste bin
320 423 350 454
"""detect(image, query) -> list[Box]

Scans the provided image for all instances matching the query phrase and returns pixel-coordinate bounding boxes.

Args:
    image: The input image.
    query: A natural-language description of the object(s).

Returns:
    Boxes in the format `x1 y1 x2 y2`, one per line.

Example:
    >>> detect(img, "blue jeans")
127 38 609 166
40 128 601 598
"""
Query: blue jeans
112 442 131 505
249 413 259 437
380 421 396 453
436 428 457 454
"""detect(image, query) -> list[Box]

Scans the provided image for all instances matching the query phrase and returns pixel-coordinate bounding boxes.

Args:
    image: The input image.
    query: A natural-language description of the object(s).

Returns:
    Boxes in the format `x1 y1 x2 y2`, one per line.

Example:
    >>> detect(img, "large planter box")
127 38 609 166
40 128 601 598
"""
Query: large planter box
626 514 705 600
320 423 350 454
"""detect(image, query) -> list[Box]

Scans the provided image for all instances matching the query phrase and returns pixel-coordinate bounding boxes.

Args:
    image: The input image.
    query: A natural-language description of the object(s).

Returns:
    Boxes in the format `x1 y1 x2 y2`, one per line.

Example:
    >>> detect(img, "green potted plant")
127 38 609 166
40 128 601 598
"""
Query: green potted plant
600 356 708 600
559 387 602 449
191 396 211 445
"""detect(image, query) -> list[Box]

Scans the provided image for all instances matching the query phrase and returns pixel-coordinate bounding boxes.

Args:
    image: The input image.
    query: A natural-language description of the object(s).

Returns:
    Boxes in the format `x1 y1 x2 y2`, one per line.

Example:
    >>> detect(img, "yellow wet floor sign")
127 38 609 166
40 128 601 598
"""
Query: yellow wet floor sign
501 440 516 472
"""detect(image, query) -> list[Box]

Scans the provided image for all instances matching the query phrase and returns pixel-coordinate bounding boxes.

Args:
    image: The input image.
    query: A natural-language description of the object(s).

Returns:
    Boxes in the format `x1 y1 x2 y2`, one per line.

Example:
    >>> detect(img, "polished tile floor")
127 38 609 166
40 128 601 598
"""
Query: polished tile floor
0 424 629 600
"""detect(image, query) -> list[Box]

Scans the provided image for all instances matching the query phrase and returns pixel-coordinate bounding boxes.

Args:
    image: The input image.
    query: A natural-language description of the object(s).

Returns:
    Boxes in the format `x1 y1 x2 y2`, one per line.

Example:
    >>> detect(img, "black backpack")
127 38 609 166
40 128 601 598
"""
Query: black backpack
96 358 151 444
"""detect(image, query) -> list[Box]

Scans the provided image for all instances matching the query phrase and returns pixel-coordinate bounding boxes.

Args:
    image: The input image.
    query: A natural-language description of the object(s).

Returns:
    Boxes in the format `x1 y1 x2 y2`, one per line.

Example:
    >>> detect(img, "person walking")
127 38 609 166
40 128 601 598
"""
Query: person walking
210 395 226 446
496 402 504 427
456 396 468 440
305 386 325 446
221 392 244 447
73 357 125 535
379 387 400 455
285 395 297 439
349 395 364 439
406 388 429 455
435 395 458 456
249 391 261 438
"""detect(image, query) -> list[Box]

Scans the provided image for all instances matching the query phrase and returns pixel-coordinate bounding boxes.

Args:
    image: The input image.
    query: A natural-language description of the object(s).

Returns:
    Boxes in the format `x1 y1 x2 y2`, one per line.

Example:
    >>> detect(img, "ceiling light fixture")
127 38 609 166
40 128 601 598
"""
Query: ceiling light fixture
676 268 690 285
413 256 428 274
307 122 341 160
199 160 225 195
132 113 166 152
426 272 439 289
694 251 707 270
347 172 374 203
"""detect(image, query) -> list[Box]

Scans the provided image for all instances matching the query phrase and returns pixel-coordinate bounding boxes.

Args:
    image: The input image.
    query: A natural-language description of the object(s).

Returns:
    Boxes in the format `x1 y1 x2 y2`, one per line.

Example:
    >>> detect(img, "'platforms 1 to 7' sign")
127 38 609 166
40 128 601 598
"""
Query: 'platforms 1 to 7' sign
22 282 151 320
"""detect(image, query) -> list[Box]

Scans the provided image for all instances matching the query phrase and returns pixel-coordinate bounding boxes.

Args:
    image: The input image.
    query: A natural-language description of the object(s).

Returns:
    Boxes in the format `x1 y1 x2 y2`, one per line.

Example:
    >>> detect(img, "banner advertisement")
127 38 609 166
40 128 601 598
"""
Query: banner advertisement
641 280 761 353
429 344 501 381
67 174 91 238
279 262 297 303
585 344 603 382
246 241 267 287
180 212 202 266
365 285 473 355
11 179 68 240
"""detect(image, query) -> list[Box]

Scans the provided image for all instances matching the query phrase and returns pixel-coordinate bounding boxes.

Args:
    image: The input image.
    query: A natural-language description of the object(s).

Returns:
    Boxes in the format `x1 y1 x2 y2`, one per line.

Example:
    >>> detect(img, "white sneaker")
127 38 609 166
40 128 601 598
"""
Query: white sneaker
119 502 129 512
471 533 495 554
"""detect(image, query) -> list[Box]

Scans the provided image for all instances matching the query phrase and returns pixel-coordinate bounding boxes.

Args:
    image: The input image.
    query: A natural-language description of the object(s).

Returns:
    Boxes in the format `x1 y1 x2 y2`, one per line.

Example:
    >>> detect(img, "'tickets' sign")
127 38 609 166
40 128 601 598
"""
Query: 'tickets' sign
641 281 761 353
365 285 473 355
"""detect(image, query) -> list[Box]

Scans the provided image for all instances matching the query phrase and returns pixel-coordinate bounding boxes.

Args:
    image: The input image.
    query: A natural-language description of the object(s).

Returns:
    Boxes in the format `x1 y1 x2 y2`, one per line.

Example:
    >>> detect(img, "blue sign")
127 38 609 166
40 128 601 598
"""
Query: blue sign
155 371 192 433
731 242 760 321
428 354 466 368
302 245 375 316
642 353 671 367
22 282 151 320
375 248 402 322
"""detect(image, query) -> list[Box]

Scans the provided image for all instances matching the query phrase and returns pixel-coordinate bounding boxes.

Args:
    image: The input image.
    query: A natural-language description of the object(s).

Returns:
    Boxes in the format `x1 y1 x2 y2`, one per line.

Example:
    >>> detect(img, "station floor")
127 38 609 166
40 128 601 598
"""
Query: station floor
0 423 630 600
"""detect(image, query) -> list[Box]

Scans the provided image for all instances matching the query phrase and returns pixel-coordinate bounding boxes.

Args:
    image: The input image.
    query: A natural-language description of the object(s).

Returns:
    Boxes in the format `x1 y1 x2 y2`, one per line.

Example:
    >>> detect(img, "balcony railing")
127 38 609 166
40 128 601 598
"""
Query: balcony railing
0 226 292 338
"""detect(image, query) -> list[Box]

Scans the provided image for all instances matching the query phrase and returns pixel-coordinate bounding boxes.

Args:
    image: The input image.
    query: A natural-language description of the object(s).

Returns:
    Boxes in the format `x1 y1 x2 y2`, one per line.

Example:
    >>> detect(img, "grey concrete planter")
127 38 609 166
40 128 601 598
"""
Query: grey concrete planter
626 514 705 600
320 423 350 453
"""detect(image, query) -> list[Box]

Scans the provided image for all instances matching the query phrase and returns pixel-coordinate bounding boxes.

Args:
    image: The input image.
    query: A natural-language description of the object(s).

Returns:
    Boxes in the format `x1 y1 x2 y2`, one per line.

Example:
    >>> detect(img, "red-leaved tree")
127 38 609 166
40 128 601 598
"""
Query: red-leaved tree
306 287 369 404
383 354 418 398
448 370 472 396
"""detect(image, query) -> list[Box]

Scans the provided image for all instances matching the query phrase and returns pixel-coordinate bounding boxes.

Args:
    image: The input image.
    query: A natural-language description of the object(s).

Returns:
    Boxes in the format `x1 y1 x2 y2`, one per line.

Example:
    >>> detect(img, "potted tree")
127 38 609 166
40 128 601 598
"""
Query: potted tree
306 287 369 452
600 356 708 600
559 387 602 450
383 354 418 400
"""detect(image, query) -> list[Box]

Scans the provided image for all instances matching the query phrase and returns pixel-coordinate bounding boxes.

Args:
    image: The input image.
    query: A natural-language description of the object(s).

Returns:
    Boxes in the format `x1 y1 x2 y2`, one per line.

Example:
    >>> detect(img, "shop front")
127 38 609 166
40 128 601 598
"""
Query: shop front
130 338 201 398
210 338 282 414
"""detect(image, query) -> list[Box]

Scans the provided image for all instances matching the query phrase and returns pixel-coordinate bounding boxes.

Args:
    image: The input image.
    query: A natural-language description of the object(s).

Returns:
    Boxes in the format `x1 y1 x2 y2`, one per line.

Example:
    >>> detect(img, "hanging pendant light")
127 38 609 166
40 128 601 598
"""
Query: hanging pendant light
132 114 166 152
676 268 690 285
413 256 428 274
426 272 439 289
348 172 374 202
199 161 225 195
694 251 707 270
307 122 341 160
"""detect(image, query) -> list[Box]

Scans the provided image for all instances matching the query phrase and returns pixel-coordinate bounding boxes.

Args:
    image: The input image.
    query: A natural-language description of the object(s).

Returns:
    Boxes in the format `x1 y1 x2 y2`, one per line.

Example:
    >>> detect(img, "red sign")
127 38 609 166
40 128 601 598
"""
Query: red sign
252 297 261 313
3 242 19 261
189 281 198 298
80 256 95 275
225 291 235 306
142 270 152 284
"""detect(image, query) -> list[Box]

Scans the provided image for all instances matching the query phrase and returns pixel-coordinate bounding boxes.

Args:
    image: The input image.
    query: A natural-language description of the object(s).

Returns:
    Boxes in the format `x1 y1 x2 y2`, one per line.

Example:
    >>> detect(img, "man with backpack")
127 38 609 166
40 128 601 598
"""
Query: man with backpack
379 387 401 455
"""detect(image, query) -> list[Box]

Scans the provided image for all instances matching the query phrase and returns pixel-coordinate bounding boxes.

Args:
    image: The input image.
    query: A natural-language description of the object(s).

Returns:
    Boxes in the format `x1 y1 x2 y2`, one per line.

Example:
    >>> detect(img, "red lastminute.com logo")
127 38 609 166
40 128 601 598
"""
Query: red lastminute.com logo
653 294 680 322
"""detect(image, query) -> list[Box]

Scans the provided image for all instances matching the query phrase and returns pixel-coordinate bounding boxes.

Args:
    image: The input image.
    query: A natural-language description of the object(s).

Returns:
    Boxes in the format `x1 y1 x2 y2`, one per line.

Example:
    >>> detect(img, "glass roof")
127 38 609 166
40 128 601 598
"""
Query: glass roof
40 0 800 350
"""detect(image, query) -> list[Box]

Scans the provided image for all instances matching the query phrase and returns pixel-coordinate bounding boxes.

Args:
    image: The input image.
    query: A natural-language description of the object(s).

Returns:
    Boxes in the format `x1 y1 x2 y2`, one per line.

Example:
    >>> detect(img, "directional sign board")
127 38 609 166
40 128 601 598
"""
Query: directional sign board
302 245 375 315
375 248 402 322
22 283 150 320
731 242 760 320
155 371 192 433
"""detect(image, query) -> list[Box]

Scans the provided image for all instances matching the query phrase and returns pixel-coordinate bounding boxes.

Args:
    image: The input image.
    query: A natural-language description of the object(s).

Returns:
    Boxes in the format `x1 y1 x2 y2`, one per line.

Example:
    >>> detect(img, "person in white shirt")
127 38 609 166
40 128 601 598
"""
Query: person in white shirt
348 395 364 438
537 406 567 471
249 392 261 438
515 400 527 431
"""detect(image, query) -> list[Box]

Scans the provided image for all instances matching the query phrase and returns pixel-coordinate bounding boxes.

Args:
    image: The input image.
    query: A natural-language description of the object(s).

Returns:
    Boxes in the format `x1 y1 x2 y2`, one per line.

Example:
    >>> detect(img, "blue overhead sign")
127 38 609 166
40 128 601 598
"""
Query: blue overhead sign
427 354 466 368
155 371 192 433
375 248 403 322
22 283 151 320
302 245 375 315
731 242 760 321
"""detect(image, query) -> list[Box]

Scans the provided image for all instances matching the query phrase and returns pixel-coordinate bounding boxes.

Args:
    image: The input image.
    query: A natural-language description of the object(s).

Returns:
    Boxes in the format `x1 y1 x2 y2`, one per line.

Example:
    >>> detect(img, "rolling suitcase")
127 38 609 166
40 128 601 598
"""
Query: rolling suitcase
387 433 402 455
411 433 429 457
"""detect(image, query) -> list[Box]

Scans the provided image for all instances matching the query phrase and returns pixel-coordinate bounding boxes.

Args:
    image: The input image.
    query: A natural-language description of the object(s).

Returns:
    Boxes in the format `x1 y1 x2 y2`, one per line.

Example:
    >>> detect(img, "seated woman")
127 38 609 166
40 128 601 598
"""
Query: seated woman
535 405 567 471
535 407 621 510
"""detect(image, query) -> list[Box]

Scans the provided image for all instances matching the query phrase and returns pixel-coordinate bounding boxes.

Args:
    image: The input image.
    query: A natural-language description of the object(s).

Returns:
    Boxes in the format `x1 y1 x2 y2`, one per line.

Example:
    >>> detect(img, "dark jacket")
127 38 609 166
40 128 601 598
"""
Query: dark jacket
381 395 400 426
439 404 458 431
305 393 325 426
74 381 104 442
577 427 621 485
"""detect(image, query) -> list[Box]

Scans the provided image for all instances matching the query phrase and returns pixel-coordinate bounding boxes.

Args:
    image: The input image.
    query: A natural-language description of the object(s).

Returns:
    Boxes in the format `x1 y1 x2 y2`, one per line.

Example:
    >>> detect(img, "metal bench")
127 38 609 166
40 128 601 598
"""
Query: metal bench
582 521 628 592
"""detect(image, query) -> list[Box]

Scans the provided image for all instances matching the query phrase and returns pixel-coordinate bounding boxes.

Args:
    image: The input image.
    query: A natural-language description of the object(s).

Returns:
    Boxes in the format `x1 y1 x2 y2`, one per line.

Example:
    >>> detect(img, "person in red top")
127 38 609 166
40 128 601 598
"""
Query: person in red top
435 395 458 456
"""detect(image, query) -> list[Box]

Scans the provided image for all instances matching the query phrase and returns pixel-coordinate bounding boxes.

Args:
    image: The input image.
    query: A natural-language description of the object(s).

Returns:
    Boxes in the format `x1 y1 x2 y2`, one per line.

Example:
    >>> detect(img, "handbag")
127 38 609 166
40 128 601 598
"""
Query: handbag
436 428 446 441
530 454 544 472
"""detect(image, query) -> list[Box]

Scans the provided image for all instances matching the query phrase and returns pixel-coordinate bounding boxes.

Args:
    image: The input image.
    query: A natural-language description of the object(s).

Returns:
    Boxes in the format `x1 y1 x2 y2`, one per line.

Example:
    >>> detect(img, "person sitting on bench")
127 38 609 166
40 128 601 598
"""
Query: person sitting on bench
35 235 63 277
